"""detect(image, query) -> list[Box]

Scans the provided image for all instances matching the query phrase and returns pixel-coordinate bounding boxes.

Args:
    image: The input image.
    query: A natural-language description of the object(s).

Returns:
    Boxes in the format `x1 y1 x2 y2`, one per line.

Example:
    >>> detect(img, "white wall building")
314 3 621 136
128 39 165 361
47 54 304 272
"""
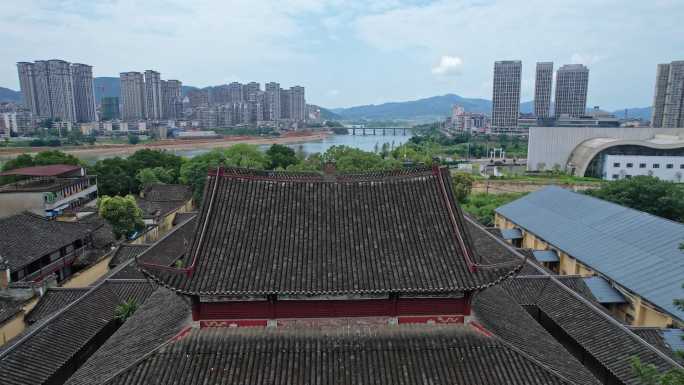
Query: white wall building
602 155 684 182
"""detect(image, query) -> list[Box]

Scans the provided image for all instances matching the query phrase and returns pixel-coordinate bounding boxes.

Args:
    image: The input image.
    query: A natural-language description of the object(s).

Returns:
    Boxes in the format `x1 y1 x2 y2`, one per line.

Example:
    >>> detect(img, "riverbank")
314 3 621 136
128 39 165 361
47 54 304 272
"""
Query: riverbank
0 131 331 161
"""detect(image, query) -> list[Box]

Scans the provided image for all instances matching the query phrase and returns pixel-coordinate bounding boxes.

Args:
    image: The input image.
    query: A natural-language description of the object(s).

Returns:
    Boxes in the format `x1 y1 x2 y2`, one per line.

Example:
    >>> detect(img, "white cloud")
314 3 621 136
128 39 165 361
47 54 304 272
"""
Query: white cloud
570 53 604 67
327 89 340 96
431 56 463 76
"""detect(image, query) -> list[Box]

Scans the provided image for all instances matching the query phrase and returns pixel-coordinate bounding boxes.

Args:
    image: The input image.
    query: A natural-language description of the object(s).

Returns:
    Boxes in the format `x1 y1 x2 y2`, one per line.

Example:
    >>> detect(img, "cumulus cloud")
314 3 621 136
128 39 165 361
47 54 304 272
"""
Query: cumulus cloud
431 56 463 76
570 53 604 67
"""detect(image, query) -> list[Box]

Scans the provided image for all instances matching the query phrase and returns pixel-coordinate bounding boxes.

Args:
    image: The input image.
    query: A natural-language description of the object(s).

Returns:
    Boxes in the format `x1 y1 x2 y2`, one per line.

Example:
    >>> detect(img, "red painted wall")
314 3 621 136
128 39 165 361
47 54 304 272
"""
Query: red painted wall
197 296 470 320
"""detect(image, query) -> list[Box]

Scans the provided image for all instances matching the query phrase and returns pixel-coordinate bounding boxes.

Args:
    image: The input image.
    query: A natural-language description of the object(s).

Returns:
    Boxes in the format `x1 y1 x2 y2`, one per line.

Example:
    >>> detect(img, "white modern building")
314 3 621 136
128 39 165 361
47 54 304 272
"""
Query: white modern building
120 72 146 121
534 62 553 119
602 155 684 182
527 126 684 178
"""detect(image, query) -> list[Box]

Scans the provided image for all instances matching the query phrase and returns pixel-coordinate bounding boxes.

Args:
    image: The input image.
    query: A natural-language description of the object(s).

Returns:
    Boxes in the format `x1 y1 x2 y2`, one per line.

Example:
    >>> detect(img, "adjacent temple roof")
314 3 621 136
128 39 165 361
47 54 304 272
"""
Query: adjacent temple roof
136 184 192 218
66 287 600 385
496 185 684 321
141 167 523 297
0 212 93 271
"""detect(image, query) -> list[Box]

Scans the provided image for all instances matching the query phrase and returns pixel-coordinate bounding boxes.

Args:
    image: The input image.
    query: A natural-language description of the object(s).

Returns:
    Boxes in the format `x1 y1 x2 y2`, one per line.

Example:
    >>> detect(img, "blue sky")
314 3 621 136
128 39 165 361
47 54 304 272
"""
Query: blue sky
2 0 683 109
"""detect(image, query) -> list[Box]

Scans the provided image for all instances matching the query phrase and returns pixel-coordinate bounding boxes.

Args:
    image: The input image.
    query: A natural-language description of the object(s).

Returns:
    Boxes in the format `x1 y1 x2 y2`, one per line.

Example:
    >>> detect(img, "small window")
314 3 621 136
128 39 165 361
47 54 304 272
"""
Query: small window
666 164 674 169
653 164 660 169
626 163 633 168
639 163 646 168
613 162 620 167
612 174 619 180
680 164 684 169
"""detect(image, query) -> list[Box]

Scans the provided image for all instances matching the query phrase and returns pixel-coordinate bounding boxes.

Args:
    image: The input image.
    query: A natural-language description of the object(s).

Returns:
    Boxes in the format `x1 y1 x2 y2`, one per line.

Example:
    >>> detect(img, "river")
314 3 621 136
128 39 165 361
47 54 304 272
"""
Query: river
121 131 413 160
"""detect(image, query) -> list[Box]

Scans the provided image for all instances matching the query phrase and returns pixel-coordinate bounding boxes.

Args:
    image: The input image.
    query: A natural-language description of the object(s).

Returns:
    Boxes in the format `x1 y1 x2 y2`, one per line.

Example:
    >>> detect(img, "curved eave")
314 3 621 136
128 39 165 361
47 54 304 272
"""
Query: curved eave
568 137 684 176
138 262 524 299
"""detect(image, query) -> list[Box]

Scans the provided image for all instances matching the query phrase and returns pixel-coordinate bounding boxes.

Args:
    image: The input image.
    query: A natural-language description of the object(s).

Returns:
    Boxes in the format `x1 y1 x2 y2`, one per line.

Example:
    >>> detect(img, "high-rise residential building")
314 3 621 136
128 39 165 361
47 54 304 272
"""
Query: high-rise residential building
228 82 243 103
144 70 163 120
280 89 291 119
17 59 79 122
661 61 684 128
651 63 671 128
187 89 209 108
33 60 52 118
554 64 589 118
162 80 182 119
265 82 281 121
244 82 261 102
70 63 96 122
491 60 522 132
16 62 38 116
289 86 306 121
120 72 146 120
209 85 230 105
45 60 76 122
534 62 553 118
101 97 120 121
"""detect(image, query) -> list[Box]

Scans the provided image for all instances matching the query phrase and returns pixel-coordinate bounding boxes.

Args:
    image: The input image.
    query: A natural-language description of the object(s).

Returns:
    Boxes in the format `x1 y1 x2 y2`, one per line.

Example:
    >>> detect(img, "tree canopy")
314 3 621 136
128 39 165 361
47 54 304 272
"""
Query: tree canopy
97 195 145 240
266 144 298 170
585 176 684 222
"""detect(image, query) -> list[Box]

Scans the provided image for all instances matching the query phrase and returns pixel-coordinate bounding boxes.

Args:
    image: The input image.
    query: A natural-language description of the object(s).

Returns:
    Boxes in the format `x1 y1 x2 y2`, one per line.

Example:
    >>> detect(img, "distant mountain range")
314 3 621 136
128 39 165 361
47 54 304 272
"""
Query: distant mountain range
0 82 652 122
0 87 21 103
330 93 653 122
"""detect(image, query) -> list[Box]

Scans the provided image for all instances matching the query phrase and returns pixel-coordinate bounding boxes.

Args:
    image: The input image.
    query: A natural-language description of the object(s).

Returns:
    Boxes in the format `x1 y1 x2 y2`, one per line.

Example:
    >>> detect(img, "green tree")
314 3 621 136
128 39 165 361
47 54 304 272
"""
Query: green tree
33 150 80 166
114 299 139 322
128 134 140 145
461 192 526 226
97 195 145 239
89 157 136 196
452 173 474 203
586 176 684 222
631 358 684 385
136 166 175 189
266 144 299 170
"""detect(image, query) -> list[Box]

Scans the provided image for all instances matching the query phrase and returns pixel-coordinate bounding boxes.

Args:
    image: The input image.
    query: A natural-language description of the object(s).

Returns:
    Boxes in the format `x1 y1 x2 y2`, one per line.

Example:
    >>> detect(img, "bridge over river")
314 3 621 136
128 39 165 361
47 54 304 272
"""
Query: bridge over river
349 127 412 136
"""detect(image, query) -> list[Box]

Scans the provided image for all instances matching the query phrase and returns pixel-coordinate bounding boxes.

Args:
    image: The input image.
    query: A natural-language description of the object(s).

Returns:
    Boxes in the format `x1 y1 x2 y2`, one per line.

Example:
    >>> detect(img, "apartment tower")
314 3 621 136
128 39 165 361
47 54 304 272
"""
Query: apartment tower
144 70 163 120
491 60 522 132
289 86 306 121
16 62 38 116
265 82 281 121
162 79 182 119
655 61 684 128
120 72 146 120
70 63 97 122
554 64 589 118
534 62 553 118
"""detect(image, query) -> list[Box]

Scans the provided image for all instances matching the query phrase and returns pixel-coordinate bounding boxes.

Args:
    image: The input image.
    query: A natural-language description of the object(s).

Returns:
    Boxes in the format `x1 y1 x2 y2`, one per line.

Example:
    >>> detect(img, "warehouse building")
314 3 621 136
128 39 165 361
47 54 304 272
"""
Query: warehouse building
495 186 684 328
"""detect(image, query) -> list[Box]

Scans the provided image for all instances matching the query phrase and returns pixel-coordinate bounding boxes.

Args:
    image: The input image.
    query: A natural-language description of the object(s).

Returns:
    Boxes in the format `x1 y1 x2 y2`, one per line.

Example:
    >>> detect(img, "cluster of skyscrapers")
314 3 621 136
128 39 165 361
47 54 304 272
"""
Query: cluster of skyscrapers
16 60 96 123
491 61 590 134
651 61 684 128
120 71 182 121
186 82 306 128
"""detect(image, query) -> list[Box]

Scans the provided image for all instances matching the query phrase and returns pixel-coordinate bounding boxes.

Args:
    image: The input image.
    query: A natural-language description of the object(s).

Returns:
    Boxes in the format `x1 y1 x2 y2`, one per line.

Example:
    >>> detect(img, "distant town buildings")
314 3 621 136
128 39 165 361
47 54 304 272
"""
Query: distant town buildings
534 62 553 118
450 105 486 133
491 60 522 134
16 60 96 123
119 70 181 122
554 64 589 118
651 60 684 128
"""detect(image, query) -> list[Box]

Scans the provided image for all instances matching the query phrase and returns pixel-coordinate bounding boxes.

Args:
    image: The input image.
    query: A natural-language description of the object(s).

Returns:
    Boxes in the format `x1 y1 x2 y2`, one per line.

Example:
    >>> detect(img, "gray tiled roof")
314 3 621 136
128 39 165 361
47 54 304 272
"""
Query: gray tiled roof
0 280 155 385
101 324 582 385
65 288 191 385
496 185 684 321
109 245 150 268
0 213 93 271
24 288 89 325
144 167 522 296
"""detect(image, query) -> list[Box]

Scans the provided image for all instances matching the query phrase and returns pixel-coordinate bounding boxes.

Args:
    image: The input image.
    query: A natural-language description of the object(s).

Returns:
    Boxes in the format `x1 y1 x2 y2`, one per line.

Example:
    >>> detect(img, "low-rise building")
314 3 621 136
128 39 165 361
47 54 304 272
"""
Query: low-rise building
0 164 98 218
0 212 94 284
136 184 193 236
495 186 684 327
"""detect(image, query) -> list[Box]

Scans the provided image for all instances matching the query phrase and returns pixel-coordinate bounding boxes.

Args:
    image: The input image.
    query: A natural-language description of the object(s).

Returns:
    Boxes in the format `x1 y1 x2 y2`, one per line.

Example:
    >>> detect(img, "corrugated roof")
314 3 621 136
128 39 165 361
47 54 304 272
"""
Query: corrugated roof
532 249 560 262
496 186 684 321
0 164 81 177
501 228 523 240
662 329 684 354
583 276 627 304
